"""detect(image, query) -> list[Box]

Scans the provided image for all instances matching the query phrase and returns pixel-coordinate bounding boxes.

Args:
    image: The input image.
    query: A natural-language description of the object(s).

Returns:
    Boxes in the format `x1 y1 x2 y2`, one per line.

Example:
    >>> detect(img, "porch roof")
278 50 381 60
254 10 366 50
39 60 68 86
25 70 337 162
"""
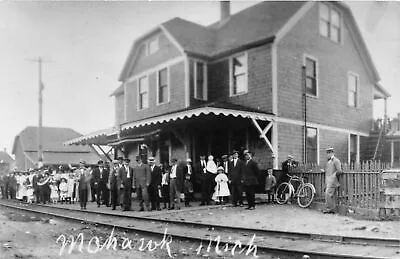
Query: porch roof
120 101 275 131
65 102 274 146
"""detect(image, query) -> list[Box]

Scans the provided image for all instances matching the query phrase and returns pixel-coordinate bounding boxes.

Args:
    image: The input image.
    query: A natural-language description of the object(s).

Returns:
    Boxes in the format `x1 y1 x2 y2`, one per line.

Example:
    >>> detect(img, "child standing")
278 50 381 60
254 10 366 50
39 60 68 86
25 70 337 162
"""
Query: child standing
214 166 230 205
59 178 68 204
265 169 276 203
50 181 59 204
161 163 170 209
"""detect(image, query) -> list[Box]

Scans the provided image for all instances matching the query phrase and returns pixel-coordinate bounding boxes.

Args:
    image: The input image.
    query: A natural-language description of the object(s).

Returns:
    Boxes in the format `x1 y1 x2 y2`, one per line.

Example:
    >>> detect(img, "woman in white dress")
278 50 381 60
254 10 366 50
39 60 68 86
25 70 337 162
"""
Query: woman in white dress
15 172 23 200
213 166 230 205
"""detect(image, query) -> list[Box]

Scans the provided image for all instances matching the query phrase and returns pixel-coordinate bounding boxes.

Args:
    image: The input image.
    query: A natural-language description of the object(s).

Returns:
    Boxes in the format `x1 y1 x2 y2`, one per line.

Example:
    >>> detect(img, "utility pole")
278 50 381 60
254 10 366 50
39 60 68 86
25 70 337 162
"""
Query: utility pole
27 56 47 168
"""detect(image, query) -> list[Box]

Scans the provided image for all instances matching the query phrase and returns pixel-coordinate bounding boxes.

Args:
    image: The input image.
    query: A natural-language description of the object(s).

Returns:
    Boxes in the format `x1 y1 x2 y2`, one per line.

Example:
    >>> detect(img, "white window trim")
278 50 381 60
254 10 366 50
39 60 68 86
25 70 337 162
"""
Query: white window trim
193 61 208 101
137 76 149 111
146 36 160 56
229 52 248 97
156 67 170 105
319 2 343 44
303 53 319 98
348 71 360 108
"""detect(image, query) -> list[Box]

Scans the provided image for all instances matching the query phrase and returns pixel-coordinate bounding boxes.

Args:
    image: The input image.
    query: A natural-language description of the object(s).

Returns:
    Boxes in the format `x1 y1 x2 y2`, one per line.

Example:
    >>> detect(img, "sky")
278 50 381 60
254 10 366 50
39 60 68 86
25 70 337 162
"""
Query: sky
0 1 399 155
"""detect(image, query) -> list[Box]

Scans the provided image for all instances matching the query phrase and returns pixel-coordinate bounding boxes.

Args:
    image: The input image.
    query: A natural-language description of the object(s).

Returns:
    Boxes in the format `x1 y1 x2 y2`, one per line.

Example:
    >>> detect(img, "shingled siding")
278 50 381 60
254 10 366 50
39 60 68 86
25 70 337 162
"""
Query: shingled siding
277 2 373 133
115 93 125 126
124 61 185 122
130 32 182 77
277 122 349 165
208 44 273 113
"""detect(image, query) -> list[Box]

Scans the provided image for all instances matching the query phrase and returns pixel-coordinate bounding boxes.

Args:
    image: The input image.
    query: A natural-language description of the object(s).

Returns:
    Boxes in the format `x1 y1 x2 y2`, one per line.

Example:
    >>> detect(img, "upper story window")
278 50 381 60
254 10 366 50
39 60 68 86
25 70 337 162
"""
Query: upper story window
304 56 318 97
193 61 207 100
147 37 159 56
230 53 248 96
138 76 149 110
319 3 341 43
157 68 169 104
348 72 359 108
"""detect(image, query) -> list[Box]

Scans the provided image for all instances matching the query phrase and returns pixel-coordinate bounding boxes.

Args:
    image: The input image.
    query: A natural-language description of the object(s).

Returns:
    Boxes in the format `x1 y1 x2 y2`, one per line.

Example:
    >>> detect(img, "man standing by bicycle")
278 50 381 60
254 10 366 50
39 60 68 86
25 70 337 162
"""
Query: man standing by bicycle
321 147 342 214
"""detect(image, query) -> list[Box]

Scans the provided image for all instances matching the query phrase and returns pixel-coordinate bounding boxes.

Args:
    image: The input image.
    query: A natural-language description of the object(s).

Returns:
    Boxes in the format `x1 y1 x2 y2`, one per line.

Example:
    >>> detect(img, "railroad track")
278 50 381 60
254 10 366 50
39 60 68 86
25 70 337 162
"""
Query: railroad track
0 200 399 259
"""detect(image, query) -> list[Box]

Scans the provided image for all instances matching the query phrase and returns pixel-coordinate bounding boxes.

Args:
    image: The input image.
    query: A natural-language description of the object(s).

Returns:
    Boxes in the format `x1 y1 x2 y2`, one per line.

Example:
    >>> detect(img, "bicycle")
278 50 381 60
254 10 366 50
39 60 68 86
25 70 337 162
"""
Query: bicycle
275 174 316 208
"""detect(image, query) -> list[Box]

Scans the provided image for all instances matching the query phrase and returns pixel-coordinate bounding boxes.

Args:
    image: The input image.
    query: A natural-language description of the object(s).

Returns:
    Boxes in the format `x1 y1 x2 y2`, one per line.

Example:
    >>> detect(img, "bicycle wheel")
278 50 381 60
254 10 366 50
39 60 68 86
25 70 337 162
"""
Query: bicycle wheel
275 182 292 205
297 183 315 208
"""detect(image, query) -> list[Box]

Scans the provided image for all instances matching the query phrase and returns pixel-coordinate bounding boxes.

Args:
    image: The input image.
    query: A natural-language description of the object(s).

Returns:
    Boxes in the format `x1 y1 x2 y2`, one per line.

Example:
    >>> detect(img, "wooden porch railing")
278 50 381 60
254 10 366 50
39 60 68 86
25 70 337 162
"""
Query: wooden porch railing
290 161 390 210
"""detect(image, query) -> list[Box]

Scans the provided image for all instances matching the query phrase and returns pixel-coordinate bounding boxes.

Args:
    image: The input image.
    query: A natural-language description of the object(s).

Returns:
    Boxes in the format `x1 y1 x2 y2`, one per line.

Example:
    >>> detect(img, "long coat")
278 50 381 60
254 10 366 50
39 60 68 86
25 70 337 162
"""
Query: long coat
119 166 134 189
242 159 260 186
108 168 122 190
75 168 92 201
175 162 186 193
229 159 244 184
133 164 151 189
149 165 162 188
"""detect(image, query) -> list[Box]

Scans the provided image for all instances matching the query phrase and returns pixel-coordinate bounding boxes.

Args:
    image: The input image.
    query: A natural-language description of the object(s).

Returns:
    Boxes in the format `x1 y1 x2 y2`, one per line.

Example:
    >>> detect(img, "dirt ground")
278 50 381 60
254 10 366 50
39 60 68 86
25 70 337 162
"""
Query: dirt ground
0 206 277 259
149 204 400 239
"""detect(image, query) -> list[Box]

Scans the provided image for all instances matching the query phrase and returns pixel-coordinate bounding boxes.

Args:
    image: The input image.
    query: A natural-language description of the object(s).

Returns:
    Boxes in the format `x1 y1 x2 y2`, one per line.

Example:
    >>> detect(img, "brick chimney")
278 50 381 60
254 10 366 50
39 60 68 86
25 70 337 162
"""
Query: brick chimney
220 1 230 21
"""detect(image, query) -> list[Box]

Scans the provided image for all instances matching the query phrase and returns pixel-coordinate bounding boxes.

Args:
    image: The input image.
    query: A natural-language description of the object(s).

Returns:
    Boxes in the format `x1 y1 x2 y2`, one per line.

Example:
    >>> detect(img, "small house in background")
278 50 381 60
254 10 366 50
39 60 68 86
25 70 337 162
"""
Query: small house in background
12 126 102 171
0 149 15 176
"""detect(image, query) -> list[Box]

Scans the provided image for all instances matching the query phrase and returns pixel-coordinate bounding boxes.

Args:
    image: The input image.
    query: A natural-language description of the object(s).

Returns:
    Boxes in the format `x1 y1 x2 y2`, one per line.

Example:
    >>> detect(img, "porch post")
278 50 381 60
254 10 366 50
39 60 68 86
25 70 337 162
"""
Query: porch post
356 135 360 164
391 140 394 168
228 129 232 154
384 98 388 124
272 121 278 169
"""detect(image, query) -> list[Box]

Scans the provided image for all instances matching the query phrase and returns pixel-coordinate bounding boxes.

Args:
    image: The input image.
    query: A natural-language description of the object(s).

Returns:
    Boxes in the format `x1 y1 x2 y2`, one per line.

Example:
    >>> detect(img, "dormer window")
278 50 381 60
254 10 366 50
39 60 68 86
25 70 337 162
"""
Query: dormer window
319 3 341 43
147 37 159 56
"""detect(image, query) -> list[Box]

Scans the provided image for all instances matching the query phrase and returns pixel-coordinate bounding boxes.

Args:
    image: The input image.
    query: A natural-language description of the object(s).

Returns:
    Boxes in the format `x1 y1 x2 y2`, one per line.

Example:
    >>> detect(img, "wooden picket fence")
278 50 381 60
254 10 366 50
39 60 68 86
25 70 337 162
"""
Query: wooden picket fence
290 161 390 210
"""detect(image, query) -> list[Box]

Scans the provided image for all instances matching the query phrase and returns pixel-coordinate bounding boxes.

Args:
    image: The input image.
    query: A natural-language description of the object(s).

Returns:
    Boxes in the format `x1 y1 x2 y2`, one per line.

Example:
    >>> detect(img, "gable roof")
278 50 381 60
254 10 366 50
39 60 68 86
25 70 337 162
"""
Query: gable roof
0 151 14 164
119 1 387 93
12 126 98 154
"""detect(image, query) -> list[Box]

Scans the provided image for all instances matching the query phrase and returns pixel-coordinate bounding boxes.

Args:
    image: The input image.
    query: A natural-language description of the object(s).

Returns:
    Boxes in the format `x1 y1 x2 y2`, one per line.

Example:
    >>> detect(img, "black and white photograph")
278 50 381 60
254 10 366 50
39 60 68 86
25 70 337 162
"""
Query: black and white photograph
0 0 399 258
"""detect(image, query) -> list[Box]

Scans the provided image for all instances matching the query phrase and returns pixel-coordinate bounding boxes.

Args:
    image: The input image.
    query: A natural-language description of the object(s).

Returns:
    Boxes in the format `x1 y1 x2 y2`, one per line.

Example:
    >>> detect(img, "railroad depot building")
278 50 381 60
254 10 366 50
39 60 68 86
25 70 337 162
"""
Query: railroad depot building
67 1 390 170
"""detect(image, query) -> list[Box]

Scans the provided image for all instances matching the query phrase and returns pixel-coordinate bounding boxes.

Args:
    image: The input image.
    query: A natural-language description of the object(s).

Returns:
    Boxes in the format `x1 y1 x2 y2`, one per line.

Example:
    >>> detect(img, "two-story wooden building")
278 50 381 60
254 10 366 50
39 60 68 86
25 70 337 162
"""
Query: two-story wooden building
67 1 390 171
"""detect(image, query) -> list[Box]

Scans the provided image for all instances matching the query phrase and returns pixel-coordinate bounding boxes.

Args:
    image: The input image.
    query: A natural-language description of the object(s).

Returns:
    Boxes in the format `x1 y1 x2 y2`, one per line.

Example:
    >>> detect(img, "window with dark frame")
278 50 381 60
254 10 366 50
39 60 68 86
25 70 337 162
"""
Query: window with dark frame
194 61 206 100
319 3 341 43
348 73 358 107
231 54 247 95
306 127 318 164
158 68 168 104
350 134 357 163
138 76 148 110
305 57 317 96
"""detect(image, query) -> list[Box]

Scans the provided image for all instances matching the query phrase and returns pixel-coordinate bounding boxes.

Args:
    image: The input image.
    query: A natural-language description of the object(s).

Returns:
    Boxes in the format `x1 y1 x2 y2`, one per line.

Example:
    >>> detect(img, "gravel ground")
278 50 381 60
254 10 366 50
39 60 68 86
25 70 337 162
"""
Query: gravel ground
148 203 400 239
0 206 278 259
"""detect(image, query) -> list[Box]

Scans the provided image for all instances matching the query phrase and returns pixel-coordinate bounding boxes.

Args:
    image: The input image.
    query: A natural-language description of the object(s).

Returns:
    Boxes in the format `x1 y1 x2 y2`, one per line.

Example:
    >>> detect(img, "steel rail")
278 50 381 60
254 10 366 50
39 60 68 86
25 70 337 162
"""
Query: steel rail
24 201 400 248
0 200 396 259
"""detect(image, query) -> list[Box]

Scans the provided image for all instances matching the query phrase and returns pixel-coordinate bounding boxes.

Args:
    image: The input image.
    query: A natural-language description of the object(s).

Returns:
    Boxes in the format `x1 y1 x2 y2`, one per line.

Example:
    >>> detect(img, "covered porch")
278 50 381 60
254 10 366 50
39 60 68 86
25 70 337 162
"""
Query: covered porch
66 102 278 170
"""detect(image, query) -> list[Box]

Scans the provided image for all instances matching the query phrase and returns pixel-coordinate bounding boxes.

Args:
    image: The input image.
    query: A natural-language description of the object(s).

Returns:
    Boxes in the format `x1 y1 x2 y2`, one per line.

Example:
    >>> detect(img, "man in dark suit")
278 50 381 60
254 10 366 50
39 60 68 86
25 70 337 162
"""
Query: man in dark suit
119 158 133 211
242 151 259 210
229 150 244 207
197 155 209 205
183 158 194 207
281 155 299 184
148 157 162 211
93 160 110 207
133 156 151 211
108 160 121 210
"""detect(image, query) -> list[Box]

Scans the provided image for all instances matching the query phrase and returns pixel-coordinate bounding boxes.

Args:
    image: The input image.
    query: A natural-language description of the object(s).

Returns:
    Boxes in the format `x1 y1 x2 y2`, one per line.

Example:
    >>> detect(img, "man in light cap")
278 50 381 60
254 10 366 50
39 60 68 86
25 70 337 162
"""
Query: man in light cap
321 147 342 214
148 157 162 211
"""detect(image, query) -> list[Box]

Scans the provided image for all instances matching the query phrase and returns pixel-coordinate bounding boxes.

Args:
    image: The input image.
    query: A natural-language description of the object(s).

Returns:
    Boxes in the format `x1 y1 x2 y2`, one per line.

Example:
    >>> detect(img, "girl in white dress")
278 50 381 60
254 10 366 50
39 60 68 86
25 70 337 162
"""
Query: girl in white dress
15 172 23 200
214 166 230 205
59 178 68 203
50 181 59 203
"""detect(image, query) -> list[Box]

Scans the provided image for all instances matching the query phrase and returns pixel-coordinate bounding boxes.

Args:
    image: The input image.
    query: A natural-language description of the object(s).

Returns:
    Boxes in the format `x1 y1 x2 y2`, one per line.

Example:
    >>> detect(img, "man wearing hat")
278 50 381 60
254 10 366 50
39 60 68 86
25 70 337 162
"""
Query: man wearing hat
75 160 92 209
93 160 110 207
133 155 151 211
242 150 260 210
281 154 298 184
229 150 244 207
148 157 162 211
183 158 194 207
119 158 134 211
169 158 185 210
321 147 343 214
196 155 208 205
108 160 122 210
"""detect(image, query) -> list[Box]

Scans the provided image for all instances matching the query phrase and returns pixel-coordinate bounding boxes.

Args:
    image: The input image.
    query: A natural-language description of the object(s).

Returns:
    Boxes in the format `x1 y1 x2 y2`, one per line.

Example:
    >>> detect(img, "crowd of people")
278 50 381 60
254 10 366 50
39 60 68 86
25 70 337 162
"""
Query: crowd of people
0 149 277 211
